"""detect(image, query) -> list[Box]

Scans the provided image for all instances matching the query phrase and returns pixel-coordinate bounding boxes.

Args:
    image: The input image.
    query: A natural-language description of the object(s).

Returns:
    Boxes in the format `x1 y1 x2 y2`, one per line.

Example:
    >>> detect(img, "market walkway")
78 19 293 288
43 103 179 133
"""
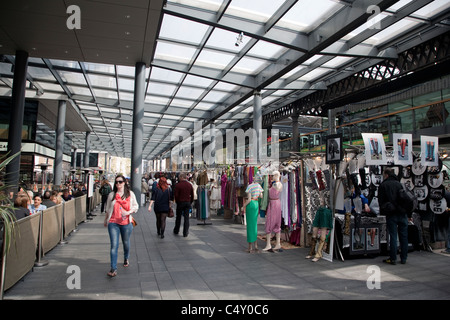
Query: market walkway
4 204 450 300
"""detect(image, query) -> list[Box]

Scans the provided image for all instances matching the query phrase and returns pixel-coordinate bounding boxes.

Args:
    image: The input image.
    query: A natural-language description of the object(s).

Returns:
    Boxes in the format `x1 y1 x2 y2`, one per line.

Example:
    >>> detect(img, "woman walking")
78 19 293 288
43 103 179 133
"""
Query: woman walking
104 175 139 277
148 177 173 238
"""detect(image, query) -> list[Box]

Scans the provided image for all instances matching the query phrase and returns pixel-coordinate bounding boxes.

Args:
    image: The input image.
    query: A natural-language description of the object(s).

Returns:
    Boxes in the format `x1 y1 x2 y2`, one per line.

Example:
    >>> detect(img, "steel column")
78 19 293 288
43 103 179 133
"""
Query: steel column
6 50 28 193
54 100 67 187
131 62 145 197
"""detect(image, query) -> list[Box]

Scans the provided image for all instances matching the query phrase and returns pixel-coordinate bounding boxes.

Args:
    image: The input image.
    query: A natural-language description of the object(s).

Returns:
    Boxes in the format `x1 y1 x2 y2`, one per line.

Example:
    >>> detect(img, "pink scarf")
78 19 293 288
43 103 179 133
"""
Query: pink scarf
114 192 130 213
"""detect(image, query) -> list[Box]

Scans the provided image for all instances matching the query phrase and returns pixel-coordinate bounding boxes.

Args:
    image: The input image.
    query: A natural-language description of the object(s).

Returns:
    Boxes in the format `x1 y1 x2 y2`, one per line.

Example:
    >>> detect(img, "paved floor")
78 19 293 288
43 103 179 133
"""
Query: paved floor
3 204 450 301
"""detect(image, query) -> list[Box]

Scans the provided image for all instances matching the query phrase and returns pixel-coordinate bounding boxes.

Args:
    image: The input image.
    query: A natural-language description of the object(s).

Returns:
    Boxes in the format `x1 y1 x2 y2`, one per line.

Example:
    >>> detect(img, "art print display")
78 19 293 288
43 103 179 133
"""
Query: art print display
421 136 439 167
326 134 343 164
393 133 413 165
362 133 387 165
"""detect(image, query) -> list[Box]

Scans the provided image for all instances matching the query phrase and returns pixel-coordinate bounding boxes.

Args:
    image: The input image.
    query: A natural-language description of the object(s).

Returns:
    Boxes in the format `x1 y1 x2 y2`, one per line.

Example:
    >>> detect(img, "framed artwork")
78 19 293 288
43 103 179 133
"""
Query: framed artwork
362 133 387 165
393 133 413 165
421 136 439 167
325 134 343 164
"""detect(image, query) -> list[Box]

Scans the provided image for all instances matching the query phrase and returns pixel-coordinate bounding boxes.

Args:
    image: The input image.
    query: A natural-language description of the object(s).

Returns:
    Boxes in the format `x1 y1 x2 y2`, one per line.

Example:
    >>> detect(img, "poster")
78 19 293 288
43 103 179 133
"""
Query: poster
421 136 439 167
326 134 343 164
393 133 413 165
362 133 387 165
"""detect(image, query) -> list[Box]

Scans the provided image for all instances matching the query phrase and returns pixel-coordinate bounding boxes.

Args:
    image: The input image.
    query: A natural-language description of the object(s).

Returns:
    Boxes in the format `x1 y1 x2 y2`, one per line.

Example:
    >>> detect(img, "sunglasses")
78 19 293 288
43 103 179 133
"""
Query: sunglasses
115 180 125 184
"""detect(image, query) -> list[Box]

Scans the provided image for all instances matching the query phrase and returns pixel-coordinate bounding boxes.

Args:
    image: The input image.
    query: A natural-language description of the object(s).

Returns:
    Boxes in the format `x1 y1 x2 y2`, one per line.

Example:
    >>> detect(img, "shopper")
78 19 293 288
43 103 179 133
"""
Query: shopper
378 167 409 265
173 172 194 237
148 177 173 239
99 179 112 213
13 195 30 219
104 175 139 277
28 194 47 214
42 190 56 208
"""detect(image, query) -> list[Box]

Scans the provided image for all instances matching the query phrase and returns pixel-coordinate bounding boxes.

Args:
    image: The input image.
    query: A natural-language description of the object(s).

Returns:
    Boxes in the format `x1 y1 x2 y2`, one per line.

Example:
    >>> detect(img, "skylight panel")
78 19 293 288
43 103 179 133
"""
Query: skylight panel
149 67 184 83
205 28 247 53
93 89 118 100
276 0 343 33
147 82 178 96
159 14 210 45
175 86 205 100
88 74 117 88
226 0 285 23
247 40 288 60
59 70 87 85
167 0 222 12
154 41 197 64
230 56 270 75
83 62 115 75
183 74 214 88
413 0 450 19
195 49 235 70
118 78 135 92
364 19 420 46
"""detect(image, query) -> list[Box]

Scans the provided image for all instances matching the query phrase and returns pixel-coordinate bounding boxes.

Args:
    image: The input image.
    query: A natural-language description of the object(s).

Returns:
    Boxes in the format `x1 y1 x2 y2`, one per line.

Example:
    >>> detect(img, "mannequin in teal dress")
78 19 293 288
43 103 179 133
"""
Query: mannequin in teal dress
242 175 264 253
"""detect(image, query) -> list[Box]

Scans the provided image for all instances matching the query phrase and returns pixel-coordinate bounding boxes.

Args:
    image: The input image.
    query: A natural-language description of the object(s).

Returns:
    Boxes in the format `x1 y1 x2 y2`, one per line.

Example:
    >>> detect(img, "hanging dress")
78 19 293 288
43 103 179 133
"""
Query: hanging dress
245 183 263 243
221 173 227 206
280 172 289 225
265 186 282 234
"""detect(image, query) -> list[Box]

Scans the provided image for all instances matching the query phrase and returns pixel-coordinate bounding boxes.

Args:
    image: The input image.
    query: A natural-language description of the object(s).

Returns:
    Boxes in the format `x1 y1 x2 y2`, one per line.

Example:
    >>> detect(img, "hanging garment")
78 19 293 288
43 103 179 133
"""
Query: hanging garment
265 187 282 234
221 174 227 206
260 175 269 211
280 173 289 225
289 171 298 225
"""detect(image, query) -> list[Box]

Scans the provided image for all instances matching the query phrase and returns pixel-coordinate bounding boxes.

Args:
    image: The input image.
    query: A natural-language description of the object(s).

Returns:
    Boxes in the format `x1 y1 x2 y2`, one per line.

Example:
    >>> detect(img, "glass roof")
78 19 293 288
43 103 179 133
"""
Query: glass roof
0 0 448 161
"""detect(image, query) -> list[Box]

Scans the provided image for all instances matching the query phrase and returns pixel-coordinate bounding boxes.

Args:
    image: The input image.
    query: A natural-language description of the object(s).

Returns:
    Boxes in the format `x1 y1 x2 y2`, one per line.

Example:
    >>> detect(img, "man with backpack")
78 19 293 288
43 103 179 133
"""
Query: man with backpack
99 179 112 214
378 167 410 265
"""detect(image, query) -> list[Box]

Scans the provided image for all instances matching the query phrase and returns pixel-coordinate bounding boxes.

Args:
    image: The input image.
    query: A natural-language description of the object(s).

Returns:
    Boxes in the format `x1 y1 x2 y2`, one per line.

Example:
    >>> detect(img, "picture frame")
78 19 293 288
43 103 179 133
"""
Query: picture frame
393 133 413 165
325 134 343 164
362 133 387 165
421 135 439 167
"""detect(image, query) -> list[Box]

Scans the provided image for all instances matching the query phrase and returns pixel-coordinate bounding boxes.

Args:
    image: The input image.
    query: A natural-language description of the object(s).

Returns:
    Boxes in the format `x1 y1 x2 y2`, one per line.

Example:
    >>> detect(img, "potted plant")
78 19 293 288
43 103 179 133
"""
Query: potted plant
0 152 20 299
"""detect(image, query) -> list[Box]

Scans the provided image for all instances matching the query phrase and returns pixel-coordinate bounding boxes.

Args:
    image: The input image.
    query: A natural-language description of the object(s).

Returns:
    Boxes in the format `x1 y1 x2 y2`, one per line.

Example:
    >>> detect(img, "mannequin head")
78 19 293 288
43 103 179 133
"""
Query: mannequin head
272 171 280 182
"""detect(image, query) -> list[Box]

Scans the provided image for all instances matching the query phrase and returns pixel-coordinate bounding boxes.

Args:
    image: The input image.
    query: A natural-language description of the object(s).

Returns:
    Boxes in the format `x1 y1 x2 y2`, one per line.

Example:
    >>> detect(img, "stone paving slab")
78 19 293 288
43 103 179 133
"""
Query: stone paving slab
3 204 450 301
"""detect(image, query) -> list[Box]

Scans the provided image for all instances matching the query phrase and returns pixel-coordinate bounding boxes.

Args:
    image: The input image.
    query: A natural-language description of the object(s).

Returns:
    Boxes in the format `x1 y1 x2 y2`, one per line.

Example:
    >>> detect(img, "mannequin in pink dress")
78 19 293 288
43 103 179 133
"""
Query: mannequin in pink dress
263 171 283 252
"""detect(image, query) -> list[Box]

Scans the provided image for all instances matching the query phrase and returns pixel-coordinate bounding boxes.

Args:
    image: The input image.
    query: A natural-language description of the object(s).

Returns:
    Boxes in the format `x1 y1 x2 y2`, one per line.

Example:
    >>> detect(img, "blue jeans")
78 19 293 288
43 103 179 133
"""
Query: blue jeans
108 223 133 270
386 214 409 262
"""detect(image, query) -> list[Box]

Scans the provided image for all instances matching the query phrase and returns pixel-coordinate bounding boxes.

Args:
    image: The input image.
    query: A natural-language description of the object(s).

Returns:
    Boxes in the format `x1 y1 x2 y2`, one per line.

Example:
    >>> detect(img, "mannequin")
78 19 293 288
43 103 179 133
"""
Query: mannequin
242 175 264 253
263 171 283 252
306 196 333 262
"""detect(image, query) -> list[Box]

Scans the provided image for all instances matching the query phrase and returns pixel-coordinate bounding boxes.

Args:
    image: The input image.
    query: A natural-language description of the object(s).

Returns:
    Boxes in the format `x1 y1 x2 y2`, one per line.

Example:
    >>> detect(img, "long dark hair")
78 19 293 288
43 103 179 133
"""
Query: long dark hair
113 174 131 200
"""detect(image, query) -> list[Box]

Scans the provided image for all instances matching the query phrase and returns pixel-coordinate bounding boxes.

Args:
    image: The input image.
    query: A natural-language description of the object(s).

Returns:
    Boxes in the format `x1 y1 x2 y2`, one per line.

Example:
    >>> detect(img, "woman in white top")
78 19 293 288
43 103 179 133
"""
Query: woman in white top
104 175 139 277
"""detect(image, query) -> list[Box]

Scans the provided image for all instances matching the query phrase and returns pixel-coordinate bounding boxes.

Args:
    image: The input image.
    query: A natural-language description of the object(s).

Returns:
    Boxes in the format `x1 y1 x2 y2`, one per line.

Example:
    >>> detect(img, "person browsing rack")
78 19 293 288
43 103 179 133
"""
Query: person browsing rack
104 175 139 277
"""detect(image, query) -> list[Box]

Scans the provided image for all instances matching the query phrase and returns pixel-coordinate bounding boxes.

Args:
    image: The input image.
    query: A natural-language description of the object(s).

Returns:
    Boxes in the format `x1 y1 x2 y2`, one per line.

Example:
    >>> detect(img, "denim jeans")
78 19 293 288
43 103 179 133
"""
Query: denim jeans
174 202 191 236
108 223 133 270
386 214 409 262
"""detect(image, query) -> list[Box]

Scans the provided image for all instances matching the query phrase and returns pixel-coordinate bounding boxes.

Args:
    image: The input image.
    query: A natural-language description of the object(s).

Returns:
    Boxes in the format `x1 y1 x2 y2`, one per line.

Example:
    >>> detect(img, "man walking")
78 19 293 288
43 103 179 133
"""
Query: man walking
378 167 409 265
173 172 194 237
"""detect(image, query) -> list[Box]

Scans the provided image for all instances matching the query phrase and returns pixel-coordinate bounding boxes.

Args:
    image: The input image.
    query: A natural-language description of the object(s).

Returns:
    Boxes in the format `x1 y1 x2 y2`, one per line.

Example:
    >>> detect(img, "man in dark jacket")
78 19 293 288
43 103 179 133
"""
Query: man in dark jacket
378 167 409 265
173 172 194 237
